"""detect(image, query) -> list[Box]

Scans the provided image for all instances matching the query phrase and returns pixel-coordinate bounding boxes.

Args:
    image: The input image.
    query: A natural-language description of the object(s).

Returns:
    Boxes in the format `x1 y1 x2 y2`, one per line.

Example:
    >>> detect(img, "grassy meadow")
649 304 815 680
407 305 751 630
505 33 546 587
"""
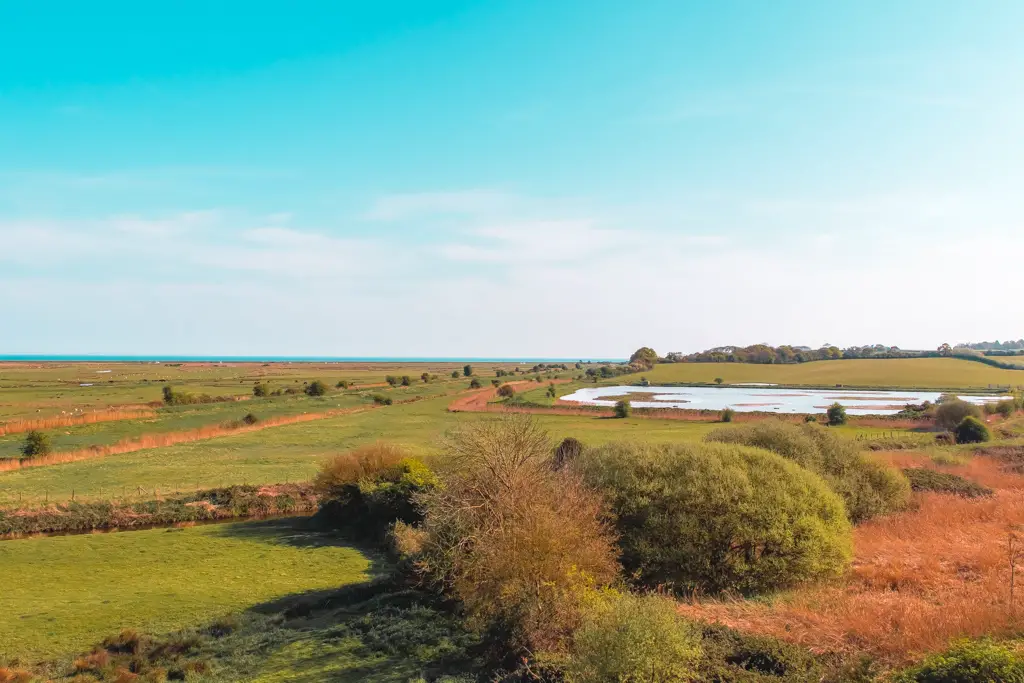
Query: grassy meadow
2 359 1023 681
631 356 1024 389
0 360 526 421
0 518 375 660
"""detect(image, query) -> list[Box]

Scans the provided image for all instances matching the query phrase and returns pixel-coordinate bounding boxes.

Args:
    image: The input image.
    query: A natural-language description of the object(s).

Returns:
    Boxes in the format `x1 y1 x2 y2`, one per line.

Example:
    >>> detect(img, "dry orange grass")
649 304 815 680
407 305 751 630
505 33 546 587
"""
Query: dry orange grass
313 441 409 492
679 450 1024 664
0 406 374 474
0 408 157 436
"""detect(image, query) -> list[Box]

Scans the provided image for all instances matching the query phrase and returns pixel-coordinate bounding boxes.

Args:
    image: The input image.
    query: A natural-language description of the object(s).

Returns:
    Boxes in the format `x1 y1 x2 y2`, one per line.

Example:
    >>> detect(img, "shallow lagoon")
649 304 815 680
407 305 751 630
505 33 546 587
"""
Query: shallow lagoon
559 385 1012 416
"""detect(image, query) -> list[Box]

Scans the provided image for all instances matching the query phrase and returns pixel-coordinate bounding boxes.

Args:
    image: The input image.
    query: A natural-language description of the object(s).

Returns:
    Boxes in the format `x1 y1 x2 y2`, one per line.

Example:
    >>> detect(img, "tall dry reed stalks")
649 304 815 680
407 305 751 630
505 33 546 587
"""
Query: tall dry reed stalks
0 406 373 474
679 451 1024 664
0 409 157 437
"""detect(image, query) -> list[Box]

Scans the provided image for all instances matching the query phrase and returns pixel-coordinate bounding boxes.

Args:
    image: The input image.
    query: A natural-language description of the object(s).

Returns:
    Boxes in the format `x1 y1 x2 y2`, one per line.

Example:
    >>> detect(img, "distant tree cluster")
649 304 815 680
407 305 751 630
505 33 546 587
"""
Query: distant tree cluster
662 341 1024 369
961 339 1024 351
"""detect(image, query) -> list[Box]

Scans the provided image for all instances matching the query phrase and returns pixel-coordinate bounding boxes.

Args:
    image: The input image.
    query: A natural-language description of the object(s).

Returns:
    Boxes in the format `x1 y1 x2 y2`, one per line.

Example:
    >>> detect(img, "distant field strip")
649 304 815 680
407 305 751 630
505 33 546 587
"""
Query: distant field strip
0 408 158 436
0 405 377 474
636 357 1024 389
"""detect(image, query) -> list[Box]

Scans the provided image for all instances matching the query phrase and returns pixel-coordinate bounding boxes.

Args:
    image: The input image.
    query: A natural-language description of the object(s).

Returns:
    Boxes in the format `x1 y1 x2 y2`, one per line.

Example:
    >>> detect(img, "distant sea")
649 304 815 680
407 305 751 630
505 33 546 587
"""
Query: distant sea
0 355 624 363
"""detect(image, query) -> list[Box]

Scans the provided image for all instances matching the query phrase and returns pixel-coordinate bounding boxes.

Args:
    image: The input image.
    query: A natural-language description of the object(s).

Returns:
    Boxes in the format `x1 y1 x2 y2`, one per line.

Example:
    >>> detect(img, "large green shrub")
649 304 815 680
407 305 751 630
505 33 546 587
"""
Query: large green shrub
706 420 910 523
21 430 52 458
564 592 702 683
613 400 631 419
955 416 991 444
826 402 848 426
894 639 1024 683
935 399 983 431
314 442 437 543
576 441 852 594
305 380 328 396
415 416 619 655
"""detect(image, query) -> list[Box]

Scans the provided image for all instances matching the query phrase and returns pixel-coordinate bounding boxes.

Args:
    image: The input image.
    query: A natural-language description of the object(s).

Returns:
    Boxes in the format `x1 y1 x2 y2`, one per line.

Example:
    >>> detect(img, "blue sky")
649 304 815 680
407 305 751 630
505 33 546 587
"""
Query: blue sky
2 1 1022 356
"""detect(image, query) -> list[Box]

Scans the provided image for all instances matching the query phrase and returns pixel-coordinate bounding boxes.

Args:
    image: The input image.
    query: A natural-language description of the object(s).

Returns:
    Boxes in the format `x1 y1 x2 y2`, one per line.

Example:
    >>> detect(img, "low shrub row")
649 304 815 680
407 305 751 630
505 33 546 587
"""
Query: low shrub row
0 484 318 536
902 468 994 498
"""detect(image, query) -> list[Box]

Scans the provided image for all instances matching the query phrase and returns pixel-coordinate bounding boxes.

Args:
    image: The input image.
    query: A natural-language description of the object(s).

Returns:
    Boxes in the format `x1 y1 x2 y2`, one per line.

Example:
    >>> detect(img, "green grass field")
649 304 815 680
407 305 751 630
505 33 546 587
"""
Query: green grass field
0 381 465 461
0 358 954 674
0 393 725 504
630 357 1024 390
0 361 535 421
0 518 375 660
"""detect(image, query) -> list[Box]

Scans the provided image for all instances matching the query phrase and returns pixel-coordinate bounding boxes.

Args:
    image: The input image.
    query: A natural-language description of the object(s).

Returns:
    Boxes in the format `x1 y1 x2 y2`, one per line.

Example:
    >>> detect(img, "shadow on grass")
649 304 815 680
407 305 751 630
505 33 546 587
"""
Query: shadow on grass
208 515 358 549
218 577 481 683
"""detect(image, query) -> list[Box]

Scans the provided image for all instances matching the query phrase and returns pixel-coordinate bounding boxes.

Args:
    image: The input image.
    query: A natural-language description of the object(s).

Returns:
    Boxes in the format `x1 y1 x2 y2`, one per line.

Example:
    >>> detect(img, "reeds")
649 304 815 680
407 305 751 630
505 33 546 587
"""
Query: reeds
0 409 157 437
0 406 372 474
679 452 1024 664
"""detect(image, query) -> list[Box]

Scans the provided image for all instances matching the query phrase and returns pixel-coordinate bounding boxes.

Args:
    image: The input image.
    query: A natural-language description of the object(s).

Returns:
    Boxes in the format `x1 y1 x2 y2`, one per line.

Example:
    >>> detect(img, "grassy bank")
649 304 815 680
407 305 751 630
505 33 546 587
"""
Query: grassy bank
0 517 376 660
0 484 319 537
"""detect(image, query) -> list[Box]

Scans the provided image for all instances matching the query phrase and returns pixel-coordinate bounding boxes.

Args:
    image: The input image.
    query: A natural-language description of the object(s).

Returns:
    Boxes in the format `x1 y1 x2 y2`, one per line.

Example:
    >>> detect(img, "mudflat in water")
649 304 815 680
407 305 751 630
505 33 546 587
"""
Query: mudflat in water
559 385 1012 416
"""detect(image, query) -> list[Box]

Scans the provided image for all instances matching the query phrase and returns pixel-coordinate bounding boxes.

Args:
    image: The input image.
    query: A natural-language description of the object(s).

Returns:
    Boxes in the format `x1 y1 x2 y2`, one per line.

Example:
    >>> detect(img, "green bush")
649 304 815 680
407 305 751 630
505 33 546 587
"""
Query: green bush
721 408 736 423
401 375 412 387
827 402 848 426
698 623 824 682
242 412 259 425
935 399 983 431
463 364 473 377
336 380 350 389
469 378 482 389
21 430 52 458
576 441 852 594
706 420 911 523
451 370 460 378
564 592 702 682
372 394 393 406
902 468 993 498
252 383 268 397
894 639 1024 683
955 416 991 444
995 399 1017 419
416 416 619 654
613 400 631 419
305 380 328 397
314 443 438 543
497 384 515 398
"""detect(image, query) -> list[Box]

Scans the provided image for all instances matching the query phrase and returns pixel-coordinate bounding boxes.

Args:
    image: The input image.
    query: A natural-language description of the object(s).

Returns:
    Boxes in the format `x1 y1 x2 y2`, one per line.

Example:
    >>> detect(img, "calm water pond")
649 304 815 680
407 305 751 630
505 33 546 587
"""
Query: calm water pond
558 385 1012 416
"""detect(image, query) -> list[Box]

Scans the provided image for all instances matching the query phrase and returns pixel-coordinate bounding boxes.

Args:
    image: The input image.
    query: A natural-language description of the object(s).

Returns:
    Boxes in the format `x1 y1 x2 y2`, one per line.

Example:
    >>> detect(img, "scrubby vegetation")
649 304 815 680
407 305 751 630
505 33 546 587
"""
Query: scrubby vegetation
576 440 852 594
901 468 994 498
564 592 702 682
0 484 318 536
893 639 1024 683
706 420 911 523
411 417 619 657
20 430 51 458
935 398 983 431
827 402 848 426
955 416 991 444
313 442 437 542
613 399 631 418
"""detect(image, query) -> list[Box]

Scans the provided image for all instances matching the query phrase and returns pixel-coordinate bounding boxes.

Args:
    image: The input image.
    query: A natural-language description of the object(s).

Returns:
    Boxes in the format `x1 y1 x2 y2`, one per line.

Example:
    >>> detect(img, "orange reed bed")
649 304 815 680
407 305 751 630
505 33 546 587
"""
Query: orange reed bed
0 406 375 474
0 408 158 437
679 453 1024 665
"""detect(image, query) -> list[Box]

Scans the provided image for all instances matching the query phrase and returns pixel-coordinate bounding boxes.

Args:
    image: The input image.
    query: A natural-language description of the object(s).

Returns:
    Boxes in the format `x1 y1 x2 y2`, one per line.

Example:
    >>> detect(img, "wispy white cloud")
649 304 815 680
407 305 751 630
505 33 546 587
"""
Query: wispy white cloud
363 189 516 221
